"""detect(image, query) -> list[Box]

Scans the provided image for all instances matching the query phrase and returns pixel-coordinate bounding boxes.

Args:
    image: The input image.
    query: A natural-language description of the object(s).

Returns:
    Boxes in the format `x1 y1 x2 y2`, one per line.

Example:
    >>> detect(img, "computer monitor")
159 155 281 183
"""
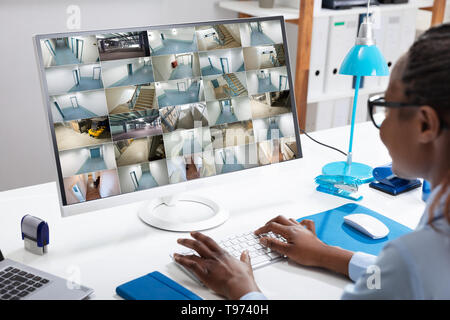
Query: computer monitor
34 16 303 230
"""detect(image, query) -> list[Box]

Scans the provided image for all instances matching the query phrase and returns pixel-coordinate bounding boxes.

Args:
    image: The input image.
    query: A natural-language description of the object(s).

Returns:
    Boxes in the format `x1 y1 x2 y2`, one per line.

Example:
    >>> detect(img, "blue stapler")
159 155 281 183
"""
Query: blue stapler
315 175 363 201
369 163 422 195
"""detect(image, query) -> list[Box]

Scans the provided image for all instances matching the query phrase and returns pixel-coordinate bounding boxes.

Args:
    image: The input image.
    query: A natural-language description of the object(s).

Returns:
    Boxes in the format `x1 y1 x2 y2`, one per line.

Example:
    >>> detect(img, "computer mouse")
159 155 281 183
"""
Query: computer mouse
343 214 389 239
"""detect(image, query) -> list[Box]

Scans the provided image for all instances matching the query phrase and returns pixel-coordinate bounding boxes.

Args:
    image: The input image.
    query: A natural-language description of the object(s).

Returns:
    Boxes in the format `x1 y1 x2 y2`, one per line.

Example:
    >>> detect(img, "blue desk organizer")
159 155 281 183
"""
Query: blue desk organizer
297 203 413 255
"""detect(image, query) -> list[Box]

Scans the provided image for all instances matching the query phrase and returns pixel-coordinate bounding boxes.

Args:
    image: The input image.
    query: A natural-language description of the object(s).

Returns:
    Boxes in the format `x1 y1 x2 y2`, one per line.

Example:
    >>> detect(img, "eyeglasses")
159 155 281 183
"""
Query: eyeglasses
367 95 448 130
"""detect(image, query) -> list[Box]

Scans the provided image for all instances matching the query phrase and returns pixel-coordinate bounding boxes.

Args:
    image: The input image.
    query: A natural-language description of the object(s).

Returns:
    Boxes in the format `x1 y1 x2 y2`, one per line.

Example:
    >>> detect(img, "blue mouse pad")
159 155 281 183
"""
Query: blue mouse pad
296 203 413 256
116 271 202 300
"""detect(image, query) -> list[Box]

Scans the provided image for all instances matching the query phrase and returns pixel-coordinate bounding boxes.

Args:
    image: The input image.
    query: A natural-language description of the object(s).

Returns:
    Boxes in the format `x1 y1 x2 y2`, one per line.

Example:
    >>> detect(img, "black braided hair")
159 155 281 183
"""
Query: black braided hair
402 23 450 124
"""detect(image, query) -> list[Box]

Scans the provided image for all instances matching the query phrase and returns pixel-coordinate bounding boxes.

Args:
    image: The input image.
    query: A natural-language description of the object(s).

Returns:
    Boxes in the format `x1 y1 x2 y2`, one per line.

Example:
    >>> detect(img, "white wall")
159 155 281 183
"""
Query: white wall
152 54 174 81
252 118 269 143
99 169 120 198
51 89 108 122
73 35 99 64
63 173 88 204
277 113 295 137
45 66 78 95
59 147 90 177
234 143 258 169
102 143 117 169
167 156 187 183
245 71 259 95
105 86 135 112
224 24 241 44
232 96 251 121
118 164 143 193
269 66 289 89
149 159 169 186
79 63 101 78
101 61 131 88
260 20 283 44
41 39 57 67
206 100 221 124
239 23 251 48
162 27 195 41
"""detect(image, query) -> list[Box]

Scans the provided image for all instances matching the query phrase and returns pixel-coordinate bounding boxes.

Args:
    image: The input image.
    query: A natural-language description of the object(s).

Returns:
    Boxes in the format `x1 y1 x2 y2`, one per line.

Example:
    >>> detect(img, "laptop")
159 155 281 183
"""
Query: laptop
0 249 93 300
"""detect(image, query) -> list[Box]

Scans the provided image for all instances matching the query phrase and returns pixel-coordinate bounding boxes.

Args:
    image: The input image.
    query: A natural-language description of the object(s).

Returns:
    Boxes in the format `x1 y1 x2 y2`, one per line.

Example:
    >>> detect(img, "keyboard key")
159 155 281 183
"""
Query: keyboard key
3 280 11 285
18 291 29 298
0 284 4 289
10 289 19 295
33 276 42 281
17 285 27 291
33 283 42 288
26 280 34 285
40 279 49 284
13 281 21 286
25 274 34 279
18 271 27 276
26 287 36 292
5 267 13 271
0 271 4 276
10 296 20 300
0 289 6 294
6 285 14 290
1 294 12 300
11 269 20 274
2 272 13 279
10 275 27 283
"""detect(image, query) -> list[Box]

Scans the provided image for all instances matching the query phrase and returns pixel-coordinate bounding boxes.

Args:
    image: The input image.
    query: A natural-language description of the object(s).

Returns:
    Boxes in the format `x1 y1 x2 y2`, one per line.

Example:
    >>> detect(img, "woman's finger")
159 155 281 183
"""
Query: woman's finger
173 254 207 280
259 237 290 255
190 231 224 253
254 221 292 239
177 238 215 258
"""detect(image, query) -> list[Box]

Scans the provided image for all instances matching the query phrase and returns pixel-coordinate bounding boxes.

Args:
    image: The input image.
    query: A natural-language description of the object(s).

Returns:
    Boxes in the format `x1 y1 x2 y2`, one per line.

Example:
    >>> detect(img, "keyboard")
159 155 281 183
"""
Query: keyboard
174 231 287 282
0 266 50 300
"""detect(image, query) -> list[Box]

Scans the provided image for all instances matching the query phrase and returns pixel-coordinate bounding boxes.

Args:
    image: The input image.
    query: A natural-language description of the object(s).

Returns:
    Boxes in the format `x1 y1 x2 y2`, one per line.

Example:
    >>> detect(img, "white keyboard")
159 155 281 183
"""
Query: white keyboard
172 231 287 283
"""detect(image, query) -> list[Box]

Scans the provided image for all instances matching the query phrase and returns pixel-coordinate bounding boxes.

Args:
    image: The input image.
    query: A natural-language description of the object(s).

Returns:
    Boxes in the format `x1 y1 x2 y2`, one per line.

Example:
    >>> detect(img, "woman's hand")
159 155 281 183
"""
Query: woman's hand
254 215 328 267
174 231 261 300
254 216 353 276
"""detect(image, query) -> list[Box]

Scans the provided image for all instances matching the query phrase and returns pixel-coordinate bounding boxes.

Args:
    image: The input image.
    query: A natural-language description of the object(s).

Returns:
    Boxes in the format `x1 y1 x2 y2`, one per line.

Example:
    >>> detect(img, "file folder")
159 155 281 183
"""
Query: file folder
324 15 358 94
307 16 329 101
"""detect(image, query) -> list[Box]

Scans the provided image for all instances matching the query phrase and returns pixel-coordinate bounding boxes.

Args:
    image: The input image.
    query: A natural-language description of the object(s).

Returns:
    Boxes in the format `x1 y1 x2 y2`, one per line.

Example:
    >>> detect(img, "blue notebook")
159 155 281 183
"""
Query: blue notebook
297 203 413 255
116 271 202 300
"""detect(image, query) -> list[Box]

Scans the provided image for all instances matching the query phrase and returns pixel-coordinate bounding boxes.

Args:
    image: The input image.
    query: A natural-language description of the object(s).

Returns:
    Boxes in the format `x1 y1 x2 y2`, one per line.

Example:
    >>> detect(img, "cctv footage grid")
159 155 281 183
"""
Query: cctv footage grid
38 20 300 205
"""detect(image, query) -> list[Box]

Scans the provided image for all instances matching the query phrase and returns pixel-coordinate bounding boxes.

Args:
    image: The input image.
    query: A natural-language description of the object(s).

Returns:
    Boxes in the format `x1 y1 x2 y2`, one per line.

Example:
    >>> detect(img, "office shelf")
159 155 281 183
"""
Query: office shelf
219 0 446 130
219 0 435 18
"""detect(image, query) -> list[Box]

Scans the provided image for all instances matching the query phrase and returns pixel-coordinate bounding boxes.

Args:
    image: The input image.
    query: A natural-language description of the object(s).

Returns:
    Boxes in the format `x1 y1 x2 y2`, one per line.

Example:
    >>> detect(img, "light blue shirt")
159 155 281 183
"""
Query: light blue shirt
241 184 450 300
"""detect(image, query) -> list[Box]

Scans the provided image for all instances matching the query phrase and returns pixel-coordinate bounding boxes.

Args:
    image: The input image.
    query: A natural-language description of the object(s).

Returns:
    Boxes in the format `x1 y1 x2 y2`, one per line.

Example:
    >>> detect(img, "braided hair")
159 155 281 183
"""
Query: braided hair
402 23 450 224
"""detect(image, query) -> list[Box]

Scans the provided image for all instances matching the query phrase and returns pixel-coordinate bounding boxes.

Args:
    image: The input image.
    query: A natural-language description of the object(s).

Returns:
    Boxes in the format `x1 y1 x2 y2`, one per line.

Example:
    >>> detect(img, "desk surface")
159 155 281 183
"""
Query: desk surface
0 122 426 300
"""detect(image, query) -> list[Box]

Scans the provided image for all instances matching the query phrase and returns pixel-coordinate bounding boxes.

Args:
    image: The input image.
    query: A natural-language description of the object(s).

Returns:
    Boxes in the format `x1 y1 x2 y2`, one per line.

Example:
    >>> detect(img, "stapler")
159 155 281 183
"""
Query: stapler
315 175 363 201
369 163 422 195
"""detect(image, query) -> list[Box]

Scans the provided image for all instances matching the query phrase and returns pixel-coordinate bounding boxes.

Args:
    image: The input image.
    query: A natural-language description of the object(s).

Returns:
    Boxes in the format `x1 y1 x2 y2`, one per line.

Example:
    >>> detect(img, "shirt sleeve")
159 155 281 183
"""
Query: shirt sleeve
341 243 416 300
240 291 268 300
348 251 377 282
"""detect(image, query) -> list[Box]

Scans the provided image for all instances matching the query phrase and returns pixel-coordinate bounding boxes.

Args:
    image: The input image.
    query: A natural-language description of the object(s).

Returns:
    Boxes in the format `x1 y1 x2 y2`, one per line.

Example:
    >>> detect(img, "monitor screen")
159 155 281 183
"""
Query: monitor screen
35 16 302 207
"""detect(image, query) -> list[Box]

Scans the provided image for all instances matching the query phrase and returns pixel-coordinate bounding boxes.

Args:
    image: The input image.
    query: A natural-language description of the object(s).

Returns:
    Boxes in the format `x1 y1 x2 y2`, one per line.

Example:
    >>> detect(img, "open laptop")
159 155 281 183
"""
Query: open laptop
0 249 93 300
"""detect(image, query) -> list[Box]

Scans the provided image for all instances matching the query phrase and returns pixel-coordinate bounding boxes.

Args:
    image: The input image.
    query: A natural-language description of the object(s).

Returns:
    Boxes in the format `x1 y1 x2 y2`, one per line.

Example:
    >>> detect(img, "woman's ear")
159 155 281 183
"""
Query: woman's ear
417 106 441 143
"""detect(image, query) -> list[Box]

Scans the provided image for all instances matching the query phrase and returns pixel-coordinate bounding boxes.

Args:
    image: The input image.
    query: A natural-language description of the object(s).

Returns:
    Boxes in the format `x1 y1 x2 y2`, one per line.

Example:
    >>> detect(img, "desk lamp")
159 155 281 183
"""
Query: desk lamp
322 1 389 183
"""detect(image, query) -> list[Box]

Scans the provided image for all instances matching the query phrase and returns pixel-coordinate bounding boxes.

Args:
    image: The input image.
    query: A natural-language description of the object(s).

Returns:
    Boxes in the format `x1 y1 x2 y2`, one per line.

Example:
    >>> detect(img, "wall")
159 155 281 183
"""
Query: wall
232 97 251 121
0 0 301 191
51 90 108 122
276 113 295 137
206 100 221 124
245 71 258 95
147 30 163 49
260 21 283 45
118 164 143 193
252 118 269 142
153 54 174 81
163 27 195 41
99 169 120 198
242 47 260 71
79 63 100 78
41 39 57 67
269 66 288 89
71 35 99 64
101 62 130 87
234 143 258 169
63 173 88 204
102 143 117 169
149 159 169 186
45 66 78 95
105 86 135 112
59 147 90 177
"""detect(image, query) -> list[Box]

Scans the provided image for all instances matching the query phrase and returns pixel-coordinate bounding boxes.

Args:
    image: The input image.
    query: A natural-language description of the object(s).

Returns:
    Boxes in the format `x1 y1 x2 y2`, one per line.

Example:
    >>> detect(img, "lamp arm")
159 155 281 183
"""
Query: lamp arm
347 75 361 166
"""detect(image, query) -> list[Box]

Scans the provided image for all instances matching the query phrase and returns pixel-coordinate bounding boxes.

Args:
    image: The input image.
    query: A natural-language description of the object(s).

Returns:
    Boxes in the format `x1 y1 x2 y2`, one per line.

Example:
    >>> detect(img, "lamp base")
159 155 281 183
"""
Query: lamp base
322 161 374 183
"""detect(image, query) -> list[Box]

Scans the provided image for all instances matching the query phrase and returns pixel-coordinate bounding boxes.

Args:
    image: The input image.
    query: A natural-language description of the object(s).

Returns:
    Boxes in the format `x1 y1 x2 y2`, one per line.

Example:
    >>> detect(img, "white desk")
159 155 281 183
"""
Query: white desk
0 122 426 300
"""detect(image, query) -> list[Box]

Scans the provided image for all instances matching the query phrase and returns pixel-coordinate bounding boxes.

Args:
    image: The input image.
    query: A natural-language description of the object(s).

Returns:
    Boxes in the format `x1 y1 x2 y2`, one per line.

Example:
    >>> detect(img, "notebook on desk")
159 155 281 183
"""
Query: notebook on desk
297 203 413 255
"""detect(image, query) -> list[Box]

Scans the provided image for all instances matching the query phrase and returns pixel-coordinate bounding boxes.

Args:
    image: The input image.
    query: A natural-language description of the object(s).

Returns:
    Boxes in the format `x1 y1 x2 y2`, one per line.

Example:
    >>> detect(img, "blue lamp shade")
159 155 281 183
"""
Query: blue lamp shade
339 45 389 77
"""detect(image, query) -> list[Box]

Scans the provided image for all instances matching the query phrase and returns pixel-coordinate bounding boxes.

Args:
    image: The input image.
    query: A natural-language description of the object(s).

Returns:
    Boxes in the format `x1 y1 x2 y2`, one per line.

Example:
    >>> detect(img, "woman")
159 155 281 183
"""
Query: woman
173 23 450 300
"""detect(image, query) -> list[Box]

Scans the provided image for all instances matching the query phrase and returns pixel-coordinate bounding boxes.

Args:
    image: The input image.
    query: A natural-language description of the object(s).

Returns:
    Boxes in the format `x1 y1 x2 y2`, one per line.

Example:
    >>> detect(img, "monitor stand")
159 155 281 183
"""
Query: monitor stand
138 195 229 232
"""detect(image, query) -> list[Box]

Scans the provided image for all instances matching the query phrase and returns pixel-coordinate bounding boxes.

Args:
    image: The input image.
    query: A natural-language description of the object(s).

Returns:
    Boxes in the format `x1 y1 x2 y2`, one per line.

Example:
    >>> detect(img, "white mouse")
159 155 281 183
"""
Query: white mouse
343 214 390 239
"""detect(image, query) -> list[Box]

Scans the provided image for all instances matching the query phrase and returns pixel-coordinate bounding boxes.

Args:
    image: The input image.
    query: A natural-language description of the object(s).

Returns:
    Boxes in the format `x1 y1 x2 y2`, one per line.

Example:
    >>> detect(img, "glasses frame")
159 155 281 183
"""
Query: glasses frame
367 95 448 130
